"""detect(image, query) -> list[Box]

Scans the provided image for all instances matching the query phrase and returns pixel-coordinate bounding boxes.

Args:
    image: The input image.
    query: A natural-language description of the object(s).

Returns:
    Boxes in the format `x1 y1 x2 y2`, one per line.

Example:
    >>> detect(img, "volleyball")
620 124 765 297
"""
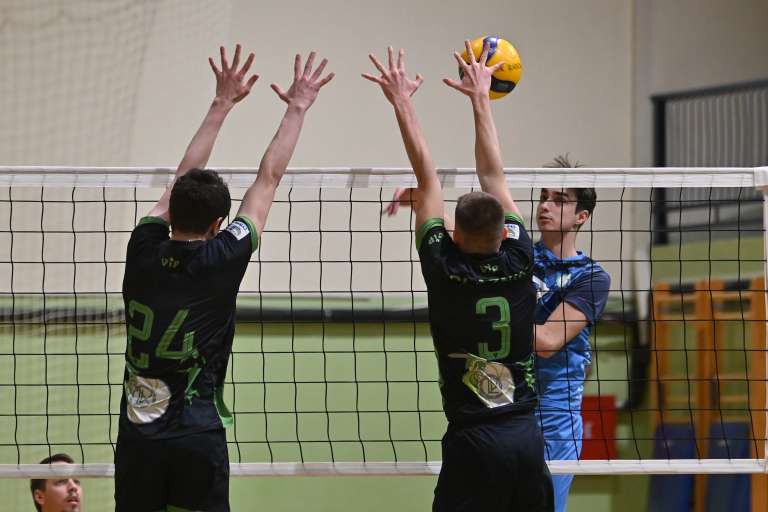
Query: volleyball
460 36 522 100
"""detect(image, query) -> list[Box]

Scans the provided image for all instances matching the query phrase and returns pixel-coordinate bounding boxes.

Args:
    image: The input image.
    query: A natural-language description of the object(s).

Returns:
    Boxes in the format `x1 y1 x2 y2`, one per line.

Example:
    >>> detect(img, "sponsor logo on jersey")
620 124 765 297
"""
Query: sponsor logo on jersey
504 223 520 240
428 231 444 245
480 263 499 274
226 220 249 241
161 256 180 269
532 274 549 301
125 374 171 424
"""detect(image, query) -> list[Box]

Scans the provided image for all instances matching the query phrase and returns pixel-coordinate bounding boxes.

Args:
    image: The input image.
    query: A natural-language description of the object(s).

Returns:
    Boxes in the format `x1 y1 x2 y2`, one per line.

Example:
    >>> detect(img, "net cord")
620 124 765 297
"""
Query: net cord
3 459 767 479
0 166 766 189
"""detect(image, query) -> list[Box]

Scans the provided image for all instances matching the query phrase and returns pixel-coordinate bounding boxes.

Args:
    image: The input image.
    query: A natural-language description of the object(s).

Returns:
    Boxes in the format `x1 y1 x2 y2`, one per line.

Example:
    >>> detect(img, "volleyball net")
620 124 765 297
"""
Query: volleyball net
1 166 766 478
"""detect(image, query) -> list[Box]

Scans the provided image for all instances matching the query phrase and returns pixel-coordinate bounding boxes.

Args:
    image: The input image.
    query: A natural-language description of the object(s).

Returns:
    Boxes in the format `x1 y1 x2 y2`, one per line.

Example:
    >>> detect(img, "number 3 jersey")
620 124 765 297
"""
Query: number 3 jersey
417 214 537 425
119 215 258 439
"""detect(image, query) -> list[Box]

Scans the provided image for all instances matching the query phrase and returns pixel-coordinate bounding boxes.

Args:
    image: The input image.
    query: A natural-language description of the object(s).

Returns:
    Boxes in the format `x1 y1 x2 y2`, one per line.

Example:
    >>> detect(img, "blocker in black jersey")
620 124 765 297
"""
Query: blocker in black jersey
119 215 258 440
416 213 537 425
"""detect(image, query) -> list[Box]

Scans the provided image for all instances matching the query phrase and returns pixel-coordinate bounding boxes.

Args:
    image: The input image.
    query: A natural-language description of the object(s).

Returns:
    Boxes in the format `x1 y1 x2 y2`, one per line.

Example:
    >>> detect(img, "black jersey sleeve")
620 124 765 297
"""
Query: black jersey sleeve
204 215 260 269
127 216 171 263
499 213 533 272
416 218 454 283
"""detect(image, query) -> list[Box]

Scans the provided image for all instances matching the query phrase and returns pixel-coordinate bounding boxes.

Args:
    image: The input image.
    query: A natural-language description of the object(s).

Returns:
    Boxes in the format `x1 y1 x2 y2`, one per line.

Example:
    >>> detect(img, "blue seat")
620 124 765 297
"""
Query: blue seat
705 421 751 512
647 423 696 512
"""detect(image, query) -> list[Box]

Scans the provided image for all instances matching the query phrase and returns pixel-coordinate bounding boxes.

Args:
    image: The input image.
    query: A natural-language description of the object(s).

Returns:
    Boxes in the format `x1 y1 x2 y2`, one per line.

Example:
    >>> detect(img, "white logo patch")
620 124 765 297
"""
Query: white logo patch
504 223 520 240
532 275 549 300
226 220 249 241
125 374 171 424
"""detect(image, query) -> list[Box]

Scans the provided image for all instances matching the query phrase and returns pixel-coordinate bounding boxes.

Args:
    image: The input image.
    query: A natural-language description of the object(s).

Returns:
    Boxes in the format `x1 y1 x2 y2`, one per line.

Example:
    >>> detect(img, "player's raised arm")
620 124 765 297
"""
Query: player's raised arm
237 52 334 234
444 40 522 220
149 44 259 222
363 47 443 229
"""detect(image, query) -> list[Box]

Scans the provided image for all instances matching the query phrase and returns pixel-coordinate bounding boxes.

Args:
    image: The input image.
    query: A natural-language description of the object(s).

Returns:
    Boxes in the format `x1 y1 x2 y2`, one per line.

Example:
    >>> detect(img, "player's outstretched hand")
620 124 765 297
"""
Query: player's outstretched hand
271 52 335 111
443 40 501 100
209 44 259 106
362 47 424 105
383 187 419 217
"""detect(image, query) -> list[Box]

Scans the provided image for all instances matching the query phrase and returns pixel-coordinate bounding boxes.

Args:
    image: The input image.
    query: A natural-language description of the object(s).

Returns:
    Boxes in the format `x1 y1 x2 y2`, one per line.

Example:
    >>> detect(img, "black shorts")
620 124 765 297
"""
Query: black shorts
115 429 229 512
433 412 553 512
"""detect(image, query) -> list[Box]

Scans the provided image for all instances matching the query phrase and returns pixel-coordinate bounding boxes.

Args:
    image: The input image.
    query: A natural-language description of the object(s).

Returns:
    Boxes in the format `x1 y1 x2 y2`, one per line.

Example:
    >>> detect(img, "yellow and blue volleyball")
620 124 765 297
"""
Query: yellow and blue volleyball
460 36 522 100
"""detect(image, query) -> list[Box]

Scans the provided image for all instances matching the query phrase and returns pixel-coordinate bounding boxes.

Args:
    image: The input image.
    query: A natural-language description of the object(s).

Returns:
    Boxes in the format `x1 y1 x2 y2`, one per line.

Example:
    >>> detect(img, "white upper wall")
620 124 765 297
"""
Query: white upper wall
129 0 632 169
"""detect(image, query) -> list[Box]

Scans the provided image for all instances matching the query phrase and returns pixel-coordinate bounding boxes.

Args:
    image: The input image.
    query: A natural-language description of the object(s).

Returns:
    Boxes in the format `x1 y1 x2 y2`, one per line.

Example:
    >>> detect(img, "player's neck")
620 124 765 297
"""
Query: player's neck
541 231 579 259
171 230 208 242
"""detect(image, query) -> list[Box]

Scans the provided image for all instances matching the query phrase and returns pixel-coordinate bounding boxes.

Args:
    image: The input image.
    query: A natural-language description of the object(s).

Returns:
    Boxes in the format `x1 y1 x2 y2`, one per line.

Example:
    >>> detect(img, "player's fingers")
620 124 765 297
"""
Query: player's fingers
361 73 386 85
293 53 302 81
232 43 241 71
464 40 475 63
397 48 405 71
480 41 490 65
453 51 469 71
414 73 424 89
387 46 396 71
245 74 259 90
270 83 288 102
220 46 230 72
317 72 335 88
208 57 221 76
368 53 387 75
240 52 255 77
311 58 328 82
443 78 464 91
303 51 316 78
491 61 504 72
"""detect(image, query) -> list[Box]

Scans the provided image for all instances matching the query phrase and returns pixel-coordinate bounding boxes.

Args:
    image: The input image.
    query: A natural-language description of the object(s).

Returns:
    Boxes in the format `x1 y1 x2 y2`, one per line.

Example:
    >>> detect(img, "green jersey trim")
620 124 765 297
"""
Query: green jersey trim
214 386 234 428
504 212 524 226
138 216 170 229
416 218 445 249
167 505 196 512
237 215 260 253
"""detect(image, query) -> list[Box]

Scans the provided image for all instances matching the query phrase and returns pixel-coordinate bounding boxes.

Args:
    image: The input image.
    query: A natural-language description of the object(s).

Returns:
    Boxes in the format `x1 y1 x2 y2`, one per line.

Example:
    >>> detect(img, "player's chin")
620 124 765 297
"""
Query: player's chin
64 499 81 511
537 220 560 232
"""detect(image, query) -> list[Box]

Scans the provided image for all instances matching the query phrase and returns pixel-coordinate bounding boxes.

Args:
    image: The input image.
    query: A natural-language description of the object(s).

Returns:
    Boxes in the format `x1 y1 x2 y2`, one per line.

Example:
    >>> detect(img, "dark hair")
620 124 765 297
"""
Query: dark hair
455 191 505 245
543 154 597 216
31 453 76 512
169 169 231 234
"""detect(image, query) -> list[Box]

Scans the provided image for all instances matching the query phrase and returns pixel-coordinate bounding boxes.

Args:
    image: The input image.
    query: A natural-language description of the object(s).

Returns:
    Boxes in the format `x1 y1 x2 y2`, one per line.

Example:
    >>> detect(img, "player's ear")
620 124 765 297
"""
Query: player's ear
207 217 225 238
33 488 45 506
575 209 589 229
452 225 463 245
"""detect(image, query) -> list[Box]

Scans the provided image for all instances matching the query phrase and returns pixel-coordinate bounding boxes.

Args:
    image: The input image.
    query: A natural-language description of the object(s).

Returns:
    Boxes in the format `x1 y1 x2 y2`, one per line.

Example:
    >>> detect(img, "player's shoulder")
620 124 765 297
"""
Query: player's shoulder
569 256 611 291
416 218 451 252
127 216 170 259
132 216 170 236
579 254 610 279
223 216 259 250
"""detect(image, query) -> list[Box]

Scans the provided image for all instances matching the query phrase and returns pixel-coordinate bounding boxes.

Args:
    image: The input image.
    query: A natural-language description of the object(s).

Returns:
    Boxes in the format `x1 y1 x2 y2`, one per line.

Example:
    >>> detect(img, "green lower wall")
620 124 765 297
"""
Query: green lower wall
2 236 763 511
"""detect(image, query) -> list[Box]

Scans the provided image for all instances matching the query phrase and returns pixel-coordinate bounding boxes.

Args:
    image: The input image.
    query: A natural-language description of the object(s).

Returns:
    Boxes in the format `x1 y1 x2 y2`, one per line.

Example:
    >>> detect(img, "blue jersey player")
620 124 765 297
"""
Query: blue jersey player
532 155 611 512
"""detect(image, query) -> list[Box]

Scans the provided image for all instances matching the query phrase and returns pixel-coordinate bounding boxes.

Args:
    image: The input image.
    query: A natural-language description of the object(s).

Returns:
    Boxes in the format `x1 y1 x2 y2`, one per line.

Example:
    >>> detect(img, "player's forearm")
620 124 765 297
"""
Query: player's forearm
471 96 504 181
533 324 566 358
176 98 234 176
257 105 307 184
392 98 439 192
